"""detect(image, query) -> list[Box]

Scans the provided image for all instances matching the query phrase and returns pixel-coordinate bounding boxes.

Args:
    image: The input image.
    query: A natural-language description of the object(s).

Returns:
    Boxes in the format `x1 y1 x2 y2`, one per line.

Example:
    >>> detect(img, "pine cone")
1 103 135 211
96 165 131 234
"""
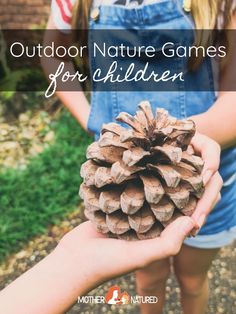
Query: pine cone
79 101 204 240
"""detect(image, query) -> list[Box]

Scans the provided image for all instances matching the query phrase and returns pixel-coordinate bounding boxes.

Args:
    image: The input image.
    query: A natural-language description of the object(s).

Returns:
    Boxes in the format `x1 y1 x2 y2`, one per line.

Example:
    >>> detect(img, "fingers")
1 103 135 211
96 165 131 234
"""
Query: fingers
160 216 195 254
191 171 223 229
60 221 107 247
191 133 221 185
128 217 195 268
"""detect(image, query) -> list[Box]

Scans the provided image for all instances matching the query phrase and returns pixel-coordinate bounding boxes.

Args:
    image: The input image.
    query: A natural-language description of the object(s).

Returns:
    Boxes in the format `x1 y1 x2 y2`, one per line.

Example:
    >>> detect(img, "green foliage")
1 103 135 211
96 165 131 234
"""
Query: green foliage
0 91 15 101
0 111 92 262
0 69 32 99
0 68 47 101
0 29 47 102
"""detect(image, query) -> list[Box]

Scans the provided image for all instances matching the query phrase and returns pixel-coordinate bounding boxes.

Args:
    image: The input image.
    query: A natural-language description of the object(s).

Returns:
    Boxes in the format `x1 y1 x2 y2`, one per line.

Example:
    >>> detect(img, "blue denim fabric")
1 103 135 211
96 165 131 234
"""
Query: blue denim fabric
87 0 236 235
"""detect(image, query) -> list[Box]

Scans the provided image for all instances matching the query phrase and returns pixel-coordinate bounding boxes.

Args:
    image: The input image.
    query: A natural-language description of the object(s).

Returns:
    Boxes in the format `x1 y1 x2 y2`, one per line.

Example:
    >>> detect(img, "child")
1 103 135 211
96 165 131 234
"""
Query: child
45 1 236 313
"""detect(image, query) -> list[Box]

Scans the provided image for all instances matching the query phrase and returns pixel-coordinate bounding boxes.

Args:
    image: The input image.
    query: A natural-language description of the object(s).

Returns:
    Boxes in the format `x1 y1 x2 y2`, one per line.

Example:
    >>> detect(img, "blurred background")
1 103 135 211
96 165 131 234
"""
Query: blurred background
0 1 235 313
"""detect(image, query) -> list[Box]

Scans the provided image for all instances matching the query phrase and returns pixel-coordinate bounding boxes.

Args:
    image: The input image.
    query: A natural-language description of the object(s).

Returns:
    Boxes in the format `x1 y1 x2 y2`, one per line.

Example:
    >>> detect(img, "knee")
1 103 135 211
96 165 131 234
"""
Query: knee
176 273 208 297
136 263 170 293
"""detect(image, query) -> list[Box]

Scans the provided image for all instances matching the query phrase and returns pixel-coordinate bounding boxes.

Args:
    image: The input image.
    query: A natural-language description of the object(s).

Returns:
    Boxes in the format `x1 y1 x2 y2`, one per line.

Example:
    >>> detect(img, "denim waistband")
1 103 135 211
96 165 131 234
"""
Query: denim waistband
92 0 185 26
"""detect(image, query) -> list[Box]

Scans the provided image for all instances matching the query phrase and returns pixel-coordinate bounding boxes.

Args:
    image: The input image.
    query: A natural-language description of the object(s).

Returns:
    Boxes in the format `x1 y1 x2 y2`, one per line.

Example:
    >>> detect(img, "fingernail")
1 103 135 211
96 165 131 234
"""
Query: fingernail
203 170 213 186
189 223 200 236
191 227 200 237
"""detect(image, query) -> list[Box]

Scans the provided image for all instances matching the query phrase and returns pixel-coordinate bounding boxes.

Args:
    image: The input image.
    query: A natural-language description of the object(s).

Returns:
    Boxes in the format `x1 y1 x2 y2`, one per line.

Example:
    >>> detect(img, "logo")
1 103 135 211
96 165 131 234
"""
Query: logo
78 285 158 305
105 286 130 305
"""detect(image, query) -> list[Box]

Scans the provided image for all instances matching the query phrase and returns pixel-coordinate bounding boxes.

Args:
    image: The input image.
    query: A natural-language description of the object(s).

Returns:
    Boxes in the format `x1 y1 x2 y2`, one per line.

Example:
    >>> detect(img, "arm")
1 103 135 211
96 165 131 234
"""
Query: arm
192 92 236 149
192 15 236 149
41 16 90 131
0 218 196 314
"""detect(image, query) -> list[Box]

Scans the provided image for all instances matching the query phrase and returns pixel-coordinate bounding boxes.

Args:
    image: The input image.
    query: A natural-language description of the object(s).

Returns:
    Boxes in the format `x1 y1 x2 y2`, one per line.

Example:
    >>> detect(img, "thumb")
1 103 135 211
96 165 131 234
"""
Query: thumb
162 216 195 238
132 216 195 267
160 216 195 255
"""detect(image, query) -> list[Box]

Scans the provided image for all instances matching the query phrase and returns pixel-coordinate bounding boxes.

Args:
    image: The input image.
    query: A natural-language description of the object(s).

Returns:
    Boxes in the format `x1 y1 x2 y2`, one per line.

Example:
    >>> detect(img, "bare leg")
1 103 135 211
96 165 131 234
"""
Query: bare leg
136 258 170 314
173 244 220 314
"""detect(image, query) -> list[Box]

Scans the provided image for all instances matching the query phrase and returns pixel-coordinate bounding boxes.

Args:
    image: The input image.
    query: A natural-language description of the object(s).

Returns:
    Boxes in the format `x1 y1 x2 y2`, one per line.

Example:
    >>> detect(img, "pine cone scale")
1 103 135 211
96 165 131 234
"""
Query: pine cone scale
150 197 175 222
99 189 121 214
147 164 181 188
140 174 164 204
128 204 156 234
120 183 145 214
106 211 130 235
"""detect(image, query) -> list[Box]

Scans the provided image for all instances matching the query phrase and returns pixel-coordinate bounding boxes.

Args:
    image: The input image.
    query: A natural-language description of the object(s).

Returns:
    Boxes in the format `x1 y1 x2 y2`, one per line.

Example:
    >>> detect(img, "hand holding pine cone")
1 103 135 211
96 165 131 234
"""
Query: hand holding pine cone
79 101 204 240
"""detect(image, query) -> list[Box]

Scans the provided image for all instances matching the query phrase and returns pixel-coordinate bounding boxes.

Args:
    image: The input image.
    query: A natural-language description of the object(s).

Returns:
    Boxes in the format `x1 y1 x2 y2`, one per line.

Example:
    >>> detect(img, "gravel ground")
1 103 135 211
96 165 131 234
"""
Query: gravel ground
0 109 55 170
0 205 235 314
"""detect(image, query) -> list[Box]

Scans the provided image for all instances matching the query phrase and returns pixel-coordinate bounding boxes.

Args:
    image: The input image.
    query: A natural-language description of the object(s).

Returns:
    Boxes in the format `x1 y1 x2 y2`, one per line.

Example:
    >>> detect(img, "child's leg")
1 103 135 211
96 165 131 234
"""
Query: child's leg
136 258 170 314
173 244 220 314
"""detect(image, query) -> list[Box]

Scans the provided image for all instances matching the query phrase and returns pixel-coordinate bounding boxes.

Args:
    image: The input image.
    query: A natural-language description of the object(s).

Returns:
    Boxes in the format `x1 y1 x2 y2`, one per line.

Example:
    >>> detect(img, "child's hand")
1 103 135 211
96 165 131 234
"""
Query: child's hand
58 217 195 290
191 132 221 185
190 132 223 231
0 218 195 314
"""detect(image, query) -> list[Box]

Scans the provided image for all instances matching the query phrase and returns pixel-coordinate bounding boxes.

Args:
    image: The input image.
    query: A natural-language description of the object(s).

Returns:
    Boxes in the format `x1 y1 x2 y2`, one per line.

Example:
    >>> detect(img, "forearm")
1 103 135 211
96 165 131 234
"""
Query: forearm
41 58 90 131
192 92 236 149
0 248 92 314
42 18 91 131
57 90 90 131
0 216 198 314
